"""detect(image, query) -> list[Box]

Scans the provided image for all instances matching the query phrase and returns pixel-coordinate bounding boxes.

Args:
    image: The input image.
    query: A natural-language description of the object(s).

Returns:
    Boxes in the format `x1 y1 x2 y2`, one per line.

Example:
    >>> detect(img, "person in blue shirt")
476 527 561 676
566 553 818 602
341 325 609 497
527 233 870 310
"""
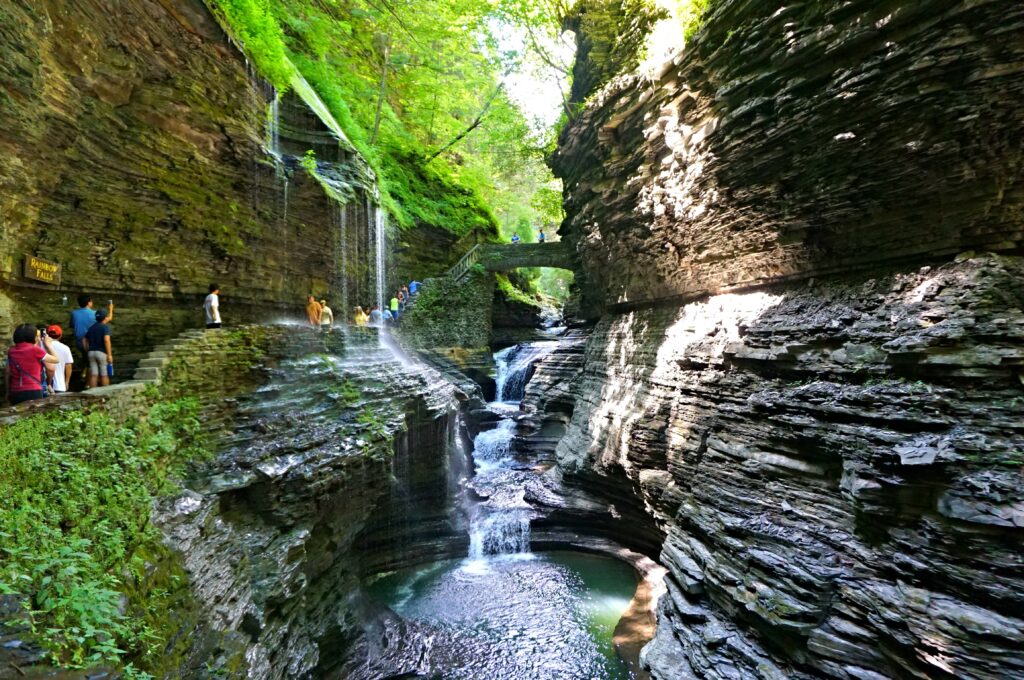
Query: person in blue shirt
70 294 114 353
409 280 421 295
511 233 520 244
83 309 113 389
538 228 546 243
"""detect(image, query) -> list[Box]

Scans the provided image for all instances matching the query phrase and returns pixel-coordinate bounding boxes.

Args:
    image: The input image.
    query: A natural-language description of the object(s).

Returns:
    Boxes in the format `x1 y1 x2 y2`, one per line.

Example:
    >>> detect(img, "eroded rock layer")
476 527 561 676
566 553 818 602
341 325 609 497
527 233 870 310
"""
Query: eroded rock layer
156 330 468 678
550 255 1023 678
545 0 1024 677
552 0 1024 314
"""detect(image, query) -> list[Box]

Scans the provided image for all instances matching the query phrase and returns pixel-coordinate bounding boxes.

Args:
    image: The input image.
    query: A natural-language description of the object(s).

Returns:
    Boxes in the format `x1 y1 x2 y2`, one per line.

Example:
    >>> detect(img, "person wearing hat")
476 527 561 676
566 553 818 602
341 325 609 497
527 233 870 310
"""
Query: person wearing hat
83 309 113 388
44 325 74 393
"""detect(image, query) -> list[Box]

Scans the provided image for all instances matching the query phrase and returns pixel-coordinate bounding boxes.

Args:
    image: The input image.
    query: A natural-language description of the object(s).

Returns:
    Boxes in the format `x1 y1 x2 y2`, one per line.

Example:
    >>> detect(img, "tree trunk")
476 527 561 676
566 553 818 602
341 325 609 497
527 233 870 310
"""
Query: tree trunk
370 37 390 145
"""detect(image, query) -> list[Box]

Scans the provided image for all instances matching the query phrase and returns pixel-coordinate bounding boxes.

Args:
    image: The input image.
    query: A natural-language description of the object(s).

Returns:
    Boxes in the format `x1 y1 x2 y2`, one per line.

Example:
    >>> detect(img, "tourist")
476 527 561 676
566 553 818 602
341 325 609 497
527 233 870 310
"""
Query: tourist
354 306 369 326
382 307 394 323
538 228 546 243
6 324 59 405
511 233 520 244
70 294 114 353
320 299 334 331
83 309 113 389
397 290 406 315
389 294 400 319
409 280 421 295
204 284 222 329
369 304 383 326
305 295 322 328
402 285 410 301
44 325 74 394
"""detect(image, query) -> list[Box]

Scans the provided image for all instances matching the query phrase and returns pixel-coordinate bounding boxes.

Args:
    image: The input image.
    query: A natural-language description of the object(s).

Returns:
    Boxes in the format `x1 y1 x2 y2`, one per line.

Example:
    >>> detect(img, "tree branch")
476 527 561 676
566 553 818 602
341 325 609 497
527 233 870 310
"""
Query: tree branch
425 83 505 163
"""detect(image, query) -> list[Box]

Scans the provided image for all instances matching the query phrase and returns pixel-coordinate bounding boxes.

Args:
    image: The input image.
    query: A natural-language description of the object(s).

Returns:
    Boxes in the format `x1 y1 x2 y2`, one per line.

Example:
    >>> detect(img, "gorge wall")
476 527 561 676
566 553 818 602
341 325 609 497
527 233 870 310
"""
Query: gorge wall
0 0 471 375
545 0 1024 677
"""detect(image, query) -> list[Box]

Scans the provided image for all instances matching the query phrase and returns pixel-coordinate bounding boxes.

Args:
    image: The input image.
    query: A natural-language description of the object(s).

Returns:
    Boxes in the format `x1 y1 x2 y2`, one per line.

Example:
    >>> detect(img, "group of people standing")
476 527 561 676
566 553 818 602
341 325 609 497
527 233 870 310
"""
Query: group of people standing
306 280 422 330
305 296 335 331
510 228 545 244
4 294 114 406
4 279 425 407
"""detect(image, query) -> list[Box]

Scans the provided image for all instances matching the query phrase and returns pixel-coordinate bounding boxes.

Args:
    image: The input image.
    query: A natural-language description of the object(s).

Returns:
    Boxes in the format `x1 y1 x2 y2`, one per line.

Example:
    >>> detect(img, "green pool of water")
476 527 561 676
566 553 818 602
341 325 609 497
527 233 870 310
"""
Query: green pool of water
367 551 639 679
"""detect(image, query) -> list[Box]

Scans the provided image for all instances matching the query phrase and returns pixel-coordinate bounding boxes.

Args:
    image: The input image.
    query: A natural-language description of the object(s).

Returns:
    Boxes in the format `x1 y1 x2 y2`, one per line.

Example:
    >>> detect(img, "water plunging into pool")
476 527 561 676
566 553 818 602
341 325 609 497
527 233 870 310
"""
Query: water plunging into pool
365 340 637 679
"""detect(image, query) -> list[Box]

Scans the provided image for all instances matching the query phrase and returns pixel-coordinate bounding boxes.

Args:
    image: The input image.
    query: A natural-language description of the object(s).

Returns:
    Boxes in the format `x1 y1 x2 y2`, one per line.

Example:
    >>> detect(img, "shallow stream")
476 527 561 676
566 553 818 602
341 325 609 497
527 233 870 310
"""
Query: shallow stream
364 341 640 679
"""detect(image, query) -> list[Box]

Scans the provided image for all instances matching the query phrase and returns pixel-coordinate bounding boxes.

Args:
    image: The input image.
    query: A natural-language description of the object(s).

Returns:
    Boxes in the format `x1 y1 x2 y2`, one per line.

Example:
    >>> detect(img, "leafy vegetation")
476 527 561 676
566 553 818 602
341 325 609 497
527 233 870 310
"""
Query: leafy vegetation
0 399 211 672
207 0 566 242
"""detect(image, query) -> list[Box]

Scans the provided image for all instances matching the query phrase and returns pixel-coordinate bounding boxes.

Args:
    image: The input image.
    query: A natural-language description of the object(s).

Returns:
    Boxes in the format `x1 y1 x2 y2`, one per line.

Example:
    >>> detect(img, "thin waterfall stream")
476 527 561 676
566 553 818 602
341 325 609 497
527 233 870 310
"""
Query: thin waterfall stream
365 341 638 679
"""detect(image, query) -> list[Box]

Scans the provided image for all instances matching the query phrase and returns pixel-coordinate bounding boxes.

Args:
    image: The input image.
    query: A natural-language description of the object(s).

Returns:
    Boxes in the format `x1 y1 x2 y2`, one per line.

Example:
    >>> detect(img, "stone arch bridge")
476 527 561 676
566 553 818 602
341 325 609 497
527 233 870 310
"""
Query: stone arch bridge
449 242 575 281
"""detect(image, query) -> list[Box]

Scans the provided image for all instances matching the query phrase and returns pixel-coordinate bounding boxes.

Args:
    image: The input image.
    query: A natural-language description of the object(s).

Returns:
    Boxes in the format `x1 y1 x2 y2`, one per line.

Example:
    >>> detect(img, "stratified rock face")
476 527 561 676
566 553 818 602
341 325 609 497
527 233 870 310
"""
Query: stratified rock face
552 0 1024 314
155 330 466 678
546 1 1024 676
0 0 460 371
552 255 1024 678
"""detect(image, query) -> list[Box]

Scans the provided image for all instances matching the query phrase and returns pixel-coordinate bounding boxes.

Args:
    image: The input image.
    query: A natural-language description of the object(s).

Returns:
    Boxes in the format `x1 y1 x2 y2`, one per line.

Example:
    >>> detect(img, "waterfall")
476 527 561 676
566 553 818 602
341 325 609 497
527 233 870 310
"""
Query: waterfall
493 342 559 402
471 419 515 472
338 202 349 316
462 344 558 566
468 508 531 559
373 203 386 314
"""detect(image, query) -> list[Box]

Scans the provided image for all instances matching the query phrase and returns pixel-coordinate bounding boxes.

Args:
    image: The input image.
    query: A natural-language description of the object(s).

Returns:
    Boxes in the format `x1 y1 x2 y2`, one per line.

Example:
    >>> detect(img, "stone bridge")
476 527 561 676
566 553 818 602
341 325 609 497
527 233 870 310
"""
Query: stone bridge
449 242 575 281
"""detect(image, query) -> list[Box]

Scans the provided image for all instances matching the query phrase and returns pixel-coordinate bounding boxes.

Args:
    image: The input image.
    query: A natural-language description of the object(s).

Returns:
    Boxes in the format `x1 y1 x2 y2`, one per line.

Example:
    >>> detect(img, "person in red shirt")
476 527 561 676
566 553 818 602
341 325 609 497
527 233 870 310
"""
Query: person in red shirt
5 324 60 406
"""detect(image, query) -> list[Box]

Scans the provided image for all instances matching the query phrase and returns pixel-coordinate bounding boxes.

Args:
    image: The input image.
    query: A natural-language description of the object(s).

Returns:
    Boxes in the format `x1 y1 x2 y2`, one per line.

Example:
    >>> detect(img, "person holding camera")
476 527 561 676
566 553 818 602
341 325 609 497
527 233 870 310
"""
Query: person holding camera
5 324 60 406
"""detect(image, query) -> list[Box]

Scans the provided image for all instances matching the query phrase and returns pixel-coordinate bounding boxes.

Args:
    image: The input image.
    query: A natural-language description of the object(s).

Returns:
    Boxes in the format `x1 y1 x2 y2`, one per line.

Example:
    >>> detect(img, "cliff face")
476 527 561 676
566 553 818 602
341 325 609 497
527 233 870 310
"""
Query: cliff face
552 0 1023 315
546 0 1024 677
0 0 463 373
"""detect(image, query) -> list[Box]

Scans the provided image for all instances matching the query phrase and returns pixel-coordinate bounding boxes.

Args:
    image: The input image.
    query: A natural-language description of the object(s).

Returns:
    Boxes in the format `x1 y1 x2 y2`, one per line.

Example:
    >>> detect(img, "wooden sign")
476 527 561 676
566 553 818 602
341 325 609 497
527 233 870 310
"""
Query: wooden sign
23 255 61 285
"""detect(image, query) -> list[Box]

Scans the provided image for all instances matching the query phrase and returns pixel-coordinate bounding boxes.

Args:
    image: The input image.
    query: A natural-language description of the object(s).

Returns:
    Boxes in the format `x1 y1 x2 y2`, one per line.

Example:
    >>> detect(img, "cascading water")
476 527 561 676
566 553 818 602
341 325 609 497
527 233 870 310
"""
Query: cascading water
338 201 349 317
462 342 556 562
363 338 636 680
494 341 559 402
373 202 387 314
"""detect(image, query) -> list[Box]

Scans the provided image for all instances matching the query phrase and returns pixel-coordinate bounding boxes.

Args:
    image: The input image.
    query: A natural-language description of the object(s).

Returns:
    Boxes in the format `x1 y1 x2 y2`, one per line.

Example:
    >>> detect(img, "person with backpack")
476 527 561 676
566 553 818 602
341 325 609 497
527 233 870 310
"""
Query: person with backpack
5 324 60 405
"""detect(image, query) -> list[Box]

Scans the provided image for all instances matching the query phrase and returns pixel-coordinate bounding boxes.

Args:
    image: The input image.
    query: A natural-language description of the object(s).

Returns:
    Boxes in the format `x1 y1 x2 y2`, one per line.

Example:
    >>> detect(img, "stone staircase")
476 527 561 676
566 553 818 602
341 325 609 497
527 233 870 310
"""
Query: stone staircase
130 328 208 383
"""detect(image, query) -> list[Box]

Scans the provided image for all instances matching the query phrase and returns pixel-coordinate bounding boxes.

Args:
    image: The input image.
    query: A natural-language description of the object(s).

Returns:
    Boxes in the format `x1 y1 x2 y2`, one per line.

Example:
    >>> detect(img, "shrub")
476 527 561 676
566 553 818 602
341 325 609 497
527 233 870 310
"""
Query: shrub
0 398 210 671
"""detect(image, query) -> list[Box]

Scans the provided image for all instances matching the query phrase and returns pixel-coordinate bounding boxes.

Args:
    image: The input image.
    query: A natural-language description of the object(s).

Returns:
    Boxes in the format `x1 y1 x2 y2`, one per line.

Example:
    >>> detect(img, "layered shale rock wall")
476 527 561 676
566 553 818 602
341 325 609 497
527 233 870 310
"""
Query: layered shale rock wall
0 0 467 375
545 0 1024 677
552 0 1023 316
0 1 335 361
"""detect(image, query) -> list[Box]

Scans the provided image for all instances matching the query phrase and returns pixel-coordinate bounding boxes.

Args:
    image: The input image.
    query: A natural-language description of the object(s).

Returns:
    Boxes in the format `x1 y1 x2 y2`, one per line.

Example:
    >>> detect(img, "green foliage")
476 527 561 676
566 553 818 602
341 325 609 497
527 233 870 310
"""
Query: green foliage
210 0 294 88
300 149 318 175
209 0 569 241
357 406 391 442
569 0 666 99
0 399 211 671
496 272 542 308
678 0 714 41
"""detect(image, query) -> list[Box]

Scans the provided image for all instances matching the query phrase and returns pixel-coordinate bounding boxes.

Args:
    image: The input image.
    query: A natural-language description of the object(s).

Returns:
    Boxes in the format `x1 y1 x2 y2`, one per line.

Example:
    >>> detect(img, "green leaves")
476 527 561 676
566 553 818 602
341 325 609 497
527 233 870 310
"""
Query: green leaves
0 399 210 671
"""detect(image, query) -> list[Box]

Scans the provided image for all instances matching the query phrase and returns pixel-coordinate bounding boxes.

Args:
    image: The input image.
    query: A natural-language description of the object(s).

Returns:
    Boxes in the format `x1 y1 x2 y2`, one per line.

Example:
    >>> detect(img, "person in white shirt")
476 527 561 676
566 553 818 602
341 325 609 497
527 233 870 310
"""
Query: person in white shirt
204 283 222 329
319 299 334 332
44 324 74 393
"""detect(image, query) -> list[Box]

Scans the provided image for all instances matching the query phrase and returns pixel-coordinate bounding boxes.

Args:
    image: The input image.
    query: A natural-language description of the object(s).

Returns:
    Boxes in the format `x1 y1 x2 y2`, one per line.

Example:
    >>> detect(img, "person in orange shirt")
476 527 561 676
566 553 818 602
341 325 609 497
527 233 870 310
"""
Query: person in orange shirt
305 295 322 328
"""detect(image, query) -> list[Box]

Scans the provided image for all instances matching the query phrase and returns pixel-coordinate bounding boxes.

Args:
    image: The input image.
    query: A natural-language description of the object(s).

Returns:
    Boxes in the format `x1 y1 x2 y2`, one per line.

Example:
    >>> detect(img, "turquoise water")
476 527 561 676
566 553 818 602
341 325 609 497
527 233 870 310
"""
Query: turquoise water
367 551 638 679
